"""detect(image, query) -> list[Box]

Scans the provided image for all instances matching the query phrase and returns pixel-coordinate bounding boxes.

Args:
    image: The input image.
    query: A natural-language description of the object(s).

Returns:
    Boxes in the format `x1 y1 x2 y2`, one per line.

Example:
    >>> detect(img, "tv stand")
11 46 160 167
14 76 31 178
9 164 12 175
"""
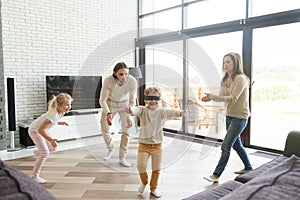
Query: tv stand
65 108 100 116
49 109 102 141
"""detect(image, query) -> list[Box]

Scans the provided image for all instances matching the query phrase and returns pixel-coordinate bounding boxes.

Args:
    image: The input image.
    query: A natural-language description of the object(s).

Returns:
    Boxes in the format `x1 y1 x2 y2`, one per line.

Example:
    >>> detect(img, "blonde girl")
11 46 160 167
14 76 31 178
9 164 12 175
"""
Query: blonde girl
28 93 72 183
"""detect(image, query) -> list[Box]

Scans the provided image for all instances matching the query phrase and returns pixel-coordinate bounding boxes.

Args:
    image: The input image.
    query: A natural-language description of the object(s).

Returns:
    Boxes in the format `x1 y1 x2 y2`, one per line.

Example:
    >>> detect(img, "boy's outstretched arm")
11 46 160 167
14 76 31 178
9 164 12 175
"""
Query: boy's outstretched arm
123 105 135 116
181 105 188 116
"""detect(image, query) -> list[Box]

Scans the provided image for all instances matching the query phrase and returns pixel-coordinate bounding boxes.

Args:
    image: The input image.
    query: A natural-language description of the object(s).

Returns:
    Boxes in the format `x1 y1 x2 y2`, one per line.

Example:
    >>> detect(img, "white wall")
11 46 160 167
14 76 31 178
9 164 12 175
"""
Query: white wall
0 0 137 147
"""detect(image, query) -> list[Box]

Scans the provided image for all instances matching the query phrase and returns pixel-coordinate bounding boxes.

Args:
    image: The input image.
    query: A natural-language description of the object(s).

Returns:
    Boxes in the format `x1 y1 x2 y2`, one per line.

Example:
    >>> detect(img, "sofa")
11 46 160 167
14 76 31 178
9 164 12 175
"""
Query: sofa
0 159 56 200
183 130 300 200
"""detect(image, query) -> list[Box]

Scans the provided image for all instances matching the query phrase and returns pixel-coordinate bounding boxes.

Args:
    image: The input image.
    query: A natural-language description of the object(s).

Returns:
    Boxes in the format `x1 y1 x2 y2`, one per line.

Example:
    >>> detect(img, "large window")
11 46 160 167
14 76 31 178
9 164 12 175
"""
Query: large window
251 22 300 150
185 0 246 29
140 0 181 15
139 8 181 37
249 0 300 17
138 0 300 152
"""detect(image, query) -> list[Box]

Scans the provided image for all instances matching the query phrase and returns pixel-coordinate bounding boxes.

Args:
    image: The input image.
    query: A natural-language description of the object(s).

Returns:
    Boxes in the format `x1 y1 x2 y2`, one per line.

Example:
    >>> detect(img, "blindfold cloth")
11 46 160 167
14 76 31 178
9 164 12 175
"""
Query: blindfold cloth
145 96 161 101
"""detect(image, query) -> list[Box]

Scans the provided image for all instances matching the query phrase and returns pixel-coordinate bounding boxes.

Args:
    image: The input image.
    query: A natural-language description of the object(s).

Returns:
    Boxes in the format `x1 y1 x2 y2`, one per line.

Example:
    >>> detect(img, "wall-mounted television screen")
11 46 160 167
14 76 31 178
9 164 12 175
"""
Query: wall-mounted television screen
46 76 102 111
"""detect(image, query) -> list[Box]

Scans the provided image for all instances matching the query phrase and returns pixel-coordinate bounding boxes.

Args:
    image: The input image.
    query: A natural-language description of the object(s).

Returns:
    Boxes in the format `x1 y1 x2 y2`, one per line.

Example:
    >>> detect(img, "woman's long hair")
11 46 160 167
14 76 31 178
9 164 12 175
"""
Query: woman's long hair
221 53 249 86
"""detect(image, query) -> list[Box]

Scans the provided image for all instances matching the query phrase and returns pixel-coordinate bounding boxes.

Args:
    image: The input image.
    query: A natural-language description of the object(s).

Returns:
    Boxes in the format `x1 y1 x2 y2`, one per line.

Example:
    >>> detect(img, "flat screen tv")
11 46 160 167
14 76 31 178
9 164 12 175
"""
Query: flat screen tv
46 76 102 111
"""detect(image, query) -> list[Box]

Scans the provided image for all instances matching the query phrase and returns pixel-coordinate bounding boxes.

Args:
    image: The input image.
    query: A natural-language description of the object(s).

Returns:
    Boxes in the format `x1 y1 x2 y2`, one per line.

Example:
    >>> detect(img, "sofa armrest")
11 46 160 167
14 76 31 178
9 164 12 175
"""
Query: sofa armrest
283 130 300 157
234 156 286 183
221 155 300 200
0 159 56 200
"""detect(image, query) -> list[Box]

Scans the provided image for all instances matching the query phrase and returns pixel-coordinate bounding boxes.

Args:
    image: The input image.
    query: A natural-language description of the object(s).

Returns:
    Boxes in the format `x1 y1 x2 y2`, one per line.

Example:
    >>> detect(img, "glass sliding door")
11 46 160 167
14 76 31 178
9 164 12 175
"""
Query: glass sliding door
186 31 243 139
142 31 243 138
251 22 300 151
145 41 184 131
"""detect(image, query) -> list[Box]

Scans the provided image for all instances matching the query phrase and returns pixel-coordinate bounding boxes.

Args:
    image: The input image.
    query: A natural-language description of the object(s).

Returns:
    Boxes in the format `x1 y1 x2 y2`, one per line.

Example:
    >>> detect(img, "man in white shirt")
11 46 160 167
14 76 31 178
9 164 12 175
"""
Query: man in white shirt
99 62 137 167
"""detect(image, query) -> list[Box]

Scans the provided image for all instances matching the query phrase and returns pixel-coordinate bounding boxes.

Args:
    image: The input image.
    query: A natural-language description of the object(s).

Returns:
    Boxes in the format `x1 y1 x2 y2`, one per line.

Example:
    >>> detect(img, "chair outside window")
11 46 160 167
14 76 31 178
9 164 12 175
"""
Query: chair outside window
179 99 220 134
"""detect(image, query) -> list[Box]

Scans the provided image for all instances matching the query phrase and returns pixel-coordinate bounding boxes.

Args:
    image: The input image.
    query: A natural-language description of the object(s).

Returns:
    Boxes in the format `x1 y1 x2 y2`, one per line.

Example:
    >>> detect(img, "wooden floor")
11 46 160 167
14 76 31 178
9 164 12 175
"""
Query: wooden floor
3 134 274 200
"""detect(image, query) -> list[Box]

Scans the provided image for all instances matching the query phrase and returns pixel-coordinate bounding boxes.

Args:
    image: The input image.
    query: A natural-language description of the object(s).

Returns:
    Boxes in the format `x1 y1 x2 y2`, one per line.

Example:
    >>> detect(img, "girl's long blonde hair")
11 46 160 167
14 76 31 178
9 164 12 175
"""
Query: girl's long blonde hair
48 93 72 112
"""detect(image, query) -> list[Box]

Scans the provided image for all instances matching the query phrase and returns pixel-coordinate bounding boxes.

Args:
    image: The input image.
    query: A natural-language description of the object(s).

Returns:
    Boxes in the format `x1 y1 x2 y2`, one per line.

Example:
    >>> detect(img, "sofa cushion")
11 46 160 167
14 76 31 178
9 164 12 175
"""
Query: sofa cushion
235 155 287 183
220 155 300 200
182 180 243 200
283 130 300 157
0 159 56 200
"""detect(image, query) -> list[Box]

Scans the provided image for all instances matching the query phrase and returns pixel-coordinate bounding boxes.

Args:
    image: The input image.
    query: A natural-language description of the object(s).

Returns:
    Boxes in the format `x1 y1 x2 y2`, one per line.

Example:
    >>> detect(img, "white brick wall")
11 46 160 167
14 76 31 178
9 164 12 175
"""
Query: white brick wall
0 0 137 147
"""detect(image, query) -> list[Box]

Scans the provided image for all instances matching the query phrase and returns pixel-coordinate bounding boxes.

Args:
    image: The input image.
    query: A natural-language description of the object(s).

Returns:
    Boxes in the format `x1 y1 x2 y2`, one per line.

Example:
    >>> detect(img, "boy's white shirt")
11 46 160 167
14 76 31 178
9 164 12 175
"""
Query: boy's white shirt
133 106 181 144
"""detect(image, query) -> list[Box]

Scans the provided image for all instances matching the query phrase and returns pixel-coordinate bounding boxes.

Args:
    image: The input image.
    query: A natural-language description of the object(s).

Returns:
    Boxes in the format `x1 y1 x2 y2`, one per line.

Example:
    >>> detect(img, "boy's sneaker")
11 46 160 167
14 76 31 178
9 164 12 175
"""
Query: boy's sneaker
103 150 114 160
32 176 47 184
138 184 146 193
119 158 131 167
203 175 219 182
151 190 162 198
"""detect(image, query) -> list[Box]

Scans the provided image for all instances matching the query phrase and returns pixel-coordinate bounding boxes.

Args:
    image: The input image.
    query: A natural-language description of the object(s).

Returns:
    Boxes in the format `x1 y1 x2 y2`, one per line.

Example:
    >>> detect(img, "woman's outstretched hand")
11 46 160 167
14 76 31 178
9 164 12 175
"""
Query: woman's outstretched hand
202 93 212 102
180 106 188 116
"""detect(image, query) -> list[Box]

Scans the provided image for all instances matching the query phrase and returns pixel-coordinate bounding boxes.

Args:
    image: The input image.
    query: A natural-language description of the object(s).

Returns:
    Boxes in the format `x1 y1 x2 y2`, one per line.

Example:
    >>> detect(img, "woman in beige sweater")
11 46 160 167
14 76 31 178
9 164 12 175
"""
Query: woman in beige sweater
203 53 253 182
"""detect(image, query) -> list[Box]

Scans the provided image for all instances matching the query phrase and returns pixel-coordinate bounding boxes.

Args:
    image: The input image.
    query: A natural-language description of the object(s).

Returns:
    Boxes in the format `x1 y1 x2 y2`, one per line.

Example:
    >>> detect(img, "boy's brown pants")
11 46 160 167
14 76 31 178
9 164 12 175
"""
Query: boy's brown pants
137 143 162 192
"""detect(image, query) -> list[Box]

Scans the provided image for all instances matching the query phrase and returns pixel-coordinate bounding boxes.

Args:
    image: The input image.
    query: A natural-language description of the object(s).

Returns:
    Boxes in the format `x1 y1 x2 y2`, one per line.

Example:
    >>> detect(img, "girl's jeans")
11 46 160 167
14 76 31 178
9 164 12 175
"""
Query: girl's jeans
213 116 252 177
